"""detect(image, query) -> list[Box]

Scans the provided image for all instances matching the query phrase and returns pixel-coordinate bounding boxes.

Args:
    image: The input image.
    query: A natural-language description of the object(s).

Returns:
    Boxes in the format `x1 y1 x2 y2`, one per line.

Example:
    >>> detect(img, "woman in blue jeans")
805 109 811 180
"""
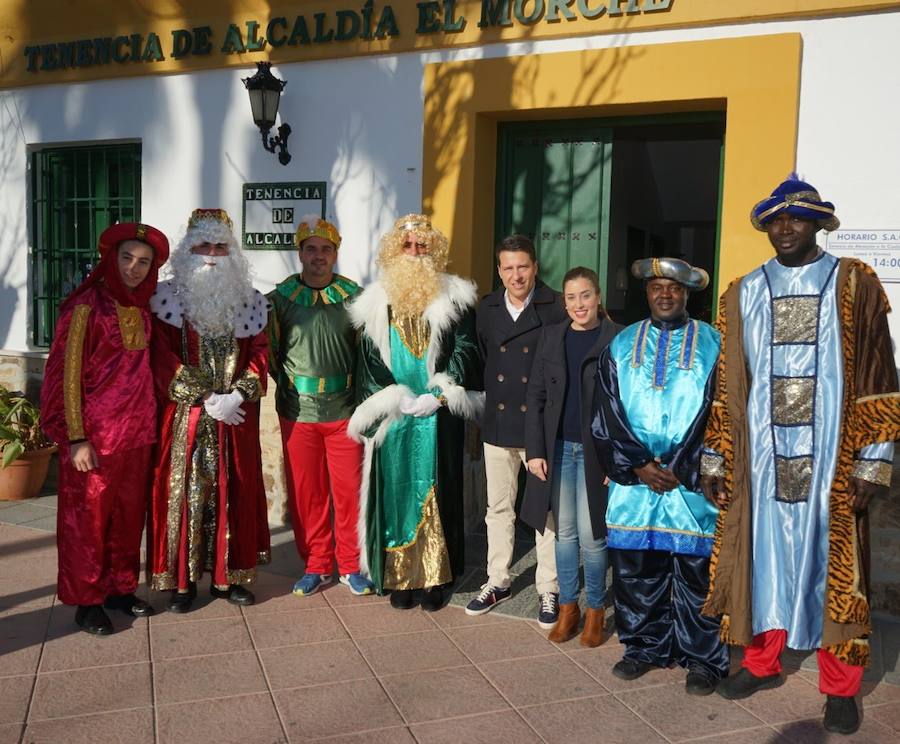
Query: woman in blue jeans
520 267 621 645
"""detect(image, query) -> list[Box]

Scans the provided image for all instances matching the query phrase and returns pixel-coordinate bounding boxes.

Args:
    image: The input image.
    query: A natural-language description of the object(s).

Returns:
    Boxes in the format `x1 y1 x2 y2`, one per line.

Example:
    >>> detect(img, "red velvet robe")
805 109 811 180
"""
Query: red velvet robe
148 310 271 591
41 283 156 605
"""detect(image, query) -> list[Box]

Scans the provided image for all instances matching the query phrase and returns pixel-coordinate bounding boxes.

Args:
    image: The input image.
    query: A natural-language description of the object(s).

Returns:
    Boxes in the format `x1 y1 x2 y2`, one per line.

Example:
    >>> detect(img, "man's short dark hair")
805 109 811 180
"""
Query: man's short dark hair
495 234 537 264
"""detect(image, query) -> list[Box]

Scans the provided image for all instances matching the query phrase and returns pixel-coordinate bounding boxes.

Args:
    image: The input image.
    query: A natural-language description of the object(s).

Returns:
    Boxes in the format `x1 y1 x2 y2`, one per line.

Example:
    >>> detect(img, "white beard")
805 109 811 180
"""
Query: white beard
171 254 254 337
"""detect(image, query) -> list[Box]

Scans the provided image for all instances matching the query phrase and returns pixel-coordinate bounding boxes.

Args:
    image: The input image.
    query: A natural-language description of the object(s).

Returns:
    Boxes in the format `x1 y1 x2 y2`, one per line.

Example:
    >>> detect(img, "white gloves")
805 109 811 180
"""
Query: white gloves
400 393 442 418
204 390 246 425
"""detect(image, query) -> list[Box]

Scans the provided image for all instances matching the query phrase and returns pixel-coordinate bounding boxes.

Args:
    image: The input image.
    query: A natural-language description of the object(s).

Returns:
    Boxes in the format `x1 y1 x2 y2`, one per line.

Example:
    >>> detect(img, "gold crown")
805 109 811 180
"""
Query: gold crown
401 218 431 232
295 216 341 249
188 208 233 230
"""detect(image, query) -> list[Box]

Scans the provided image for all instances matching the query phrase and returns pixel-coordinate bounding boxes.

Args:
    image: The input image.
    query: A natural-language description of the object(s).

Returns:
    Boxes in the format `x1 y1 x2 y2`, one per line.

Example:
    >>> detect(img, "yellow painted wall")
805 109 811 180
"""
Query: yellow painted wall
422 34 802 298
0 0 894 88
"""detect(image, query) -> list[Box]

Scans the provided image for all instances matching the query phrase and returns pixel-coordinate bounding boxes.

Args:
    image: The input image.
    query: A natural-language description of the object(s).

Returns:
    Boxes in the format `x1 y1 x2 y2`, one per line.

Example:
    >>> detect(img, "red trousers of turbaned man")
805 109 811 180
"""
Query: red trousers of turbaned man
742 629 864 696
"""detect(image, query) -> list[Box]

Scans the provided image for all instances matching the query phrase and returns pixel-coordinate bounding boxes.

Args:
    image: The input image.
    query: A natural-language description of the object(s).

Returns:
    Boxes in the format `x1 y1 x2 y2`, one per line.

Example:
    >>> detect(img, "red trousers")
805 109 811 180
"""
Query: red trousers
742 629 864 696
57 445 151 606
280 418 363 575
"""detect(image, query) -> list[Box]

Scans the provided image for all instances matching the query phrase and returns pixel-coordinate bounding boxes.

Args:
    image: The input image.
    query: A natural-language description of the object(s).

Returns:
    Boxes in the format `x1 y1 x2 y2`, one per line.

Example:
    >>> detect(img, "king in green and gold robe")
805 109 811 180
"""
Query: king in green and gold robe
347 275 482 593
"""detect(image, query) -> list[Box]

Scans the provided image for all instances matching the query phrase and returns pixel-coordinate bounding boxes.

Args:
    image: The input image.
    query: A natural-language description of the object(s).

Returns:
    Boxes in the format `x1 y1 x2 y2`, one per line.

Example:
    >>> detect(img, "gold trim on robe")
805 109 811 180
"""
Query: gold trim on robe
234 369 263 402
63 304 91 441
392 316 430 359
383 486 452 590
115 303 148 350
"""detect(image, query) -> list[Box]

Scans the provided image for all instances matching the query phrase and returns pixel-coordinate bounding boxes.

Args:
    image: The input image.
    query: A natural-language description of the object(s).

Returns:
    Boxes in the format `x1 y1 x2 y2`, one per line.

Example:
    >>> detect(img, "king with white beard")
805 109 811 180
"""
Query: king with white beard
148 209 271 613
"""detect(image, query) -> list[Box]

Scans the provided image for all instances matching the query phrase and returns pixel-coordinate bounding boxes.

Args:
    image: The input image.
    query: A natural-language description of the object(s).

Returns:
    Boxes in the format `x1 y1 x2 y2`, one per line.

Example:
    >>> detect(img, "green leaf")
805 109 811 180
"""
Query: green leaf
1 441 24 468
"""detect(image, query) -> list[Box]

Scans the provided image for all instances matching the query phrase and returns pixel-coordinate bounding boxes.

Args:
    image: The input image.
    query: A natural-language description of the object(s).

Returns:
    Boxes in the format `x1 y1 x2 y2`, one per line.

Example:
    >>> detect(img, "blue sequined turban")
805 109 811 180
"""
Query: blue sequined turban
631 257 709 291
750 174 840 232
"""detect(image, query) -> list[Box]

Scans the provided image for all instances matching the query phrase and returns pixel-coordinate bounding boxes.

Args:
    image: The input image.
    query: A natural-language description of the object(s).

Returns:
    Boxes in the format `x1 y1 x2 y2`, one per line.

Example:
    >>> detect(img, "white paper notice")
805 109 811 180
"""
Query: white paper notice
826 230 900 283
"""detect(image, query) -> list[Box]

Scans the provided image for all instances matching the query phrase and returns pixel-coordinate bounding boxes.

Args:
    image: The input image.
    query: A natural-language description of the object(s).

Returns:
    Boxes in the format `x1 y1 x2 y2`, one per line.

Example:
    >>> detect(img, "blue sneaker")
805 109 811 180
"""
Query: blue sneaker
465 583 511 616
292 573 332 597
340 573 375 596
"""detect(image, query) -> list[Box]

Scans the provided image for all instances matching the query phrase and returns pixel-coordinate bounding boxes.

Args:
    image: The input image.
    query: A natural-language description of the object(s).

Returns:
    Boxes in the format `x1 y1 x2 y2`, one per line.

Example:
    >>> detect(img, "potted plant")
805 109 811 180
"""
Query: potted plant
0 385 57 500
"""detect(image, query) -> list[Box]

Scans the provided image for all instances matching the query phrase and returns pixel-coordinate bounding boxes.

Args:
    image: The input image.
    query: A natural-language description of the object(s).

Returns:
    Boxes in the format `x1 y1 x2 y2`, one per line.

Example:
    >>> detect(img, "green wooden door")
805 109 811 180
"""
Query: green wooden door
496 123 613 293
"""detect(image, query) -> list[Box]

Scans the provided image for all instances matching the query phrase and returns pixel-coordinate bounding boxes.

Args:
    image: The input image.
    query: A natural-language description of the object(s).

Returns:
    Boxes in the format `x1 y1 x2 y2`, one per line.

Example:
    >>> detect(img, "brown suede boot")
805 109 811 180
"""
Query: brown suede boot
548 603 580 643
580 607 604 647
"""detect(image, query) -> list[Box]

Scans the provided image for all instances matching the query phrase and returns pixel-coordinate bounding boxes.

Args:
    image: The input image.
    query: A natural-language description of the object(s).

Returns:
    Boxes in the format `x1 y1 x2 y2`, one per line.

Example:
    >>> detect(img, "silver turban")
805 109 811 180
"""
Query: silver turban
631 257 709 291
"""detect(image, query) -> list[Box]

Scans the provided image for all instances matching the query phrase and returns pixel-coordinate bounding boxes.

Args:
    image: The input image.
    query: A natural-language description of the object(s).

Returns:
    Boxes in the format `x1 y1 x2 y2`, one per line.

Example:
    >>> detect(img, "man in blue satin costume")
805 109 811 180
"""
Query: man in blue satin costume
593 257 729 695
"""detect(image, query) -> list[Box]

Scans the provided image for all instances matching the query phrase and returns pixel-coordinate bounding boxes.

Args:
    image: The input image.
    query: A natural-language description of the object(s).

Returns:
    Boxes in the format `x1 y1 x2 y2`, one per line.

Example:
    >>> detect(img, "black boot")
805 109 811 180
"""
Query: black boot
823 695 860 735
389 589 414 610
104 593 155 618
210 584 255 606
612 658 654 680
716 668 783 700
685 669 717 696
75 605 113 635
420 585 445 612
166 582 197 614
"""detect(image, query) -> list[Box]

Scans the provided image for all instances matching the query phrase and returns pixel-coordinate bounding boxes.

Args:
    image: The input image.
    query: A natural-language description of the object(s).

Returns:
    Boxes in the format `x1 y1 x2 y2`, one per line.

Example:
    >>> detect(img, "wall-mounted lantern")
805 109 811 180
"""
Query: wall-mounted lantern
243 62 291 166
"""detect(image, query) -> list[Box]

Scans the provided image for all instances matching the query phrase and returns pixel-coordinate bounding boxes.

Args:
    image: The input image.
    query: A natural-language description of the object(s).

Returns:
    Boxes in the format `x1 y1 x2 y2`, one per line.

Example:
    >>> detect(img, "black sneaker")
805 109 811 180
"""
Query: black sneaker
823 695 860 735
465 584 511 616
716 667 783 700
537 592 560 630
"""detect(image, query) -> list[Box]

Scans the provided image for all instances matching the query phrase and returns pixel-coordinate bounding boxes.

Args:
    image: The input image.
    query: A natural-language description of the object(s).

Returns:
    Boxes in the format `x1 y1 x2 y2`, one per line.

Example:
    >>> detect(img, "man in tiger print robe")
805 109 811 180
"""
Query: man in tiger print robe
700 176 900 735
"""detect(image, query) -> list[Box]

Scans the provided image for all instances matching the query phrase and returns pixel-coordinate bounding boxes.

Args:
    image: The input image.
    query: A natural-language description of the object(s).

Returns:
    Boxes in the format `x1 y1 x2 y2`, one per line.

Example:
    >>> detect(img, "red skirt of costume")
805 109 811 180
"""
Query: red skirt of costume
148 319 271 591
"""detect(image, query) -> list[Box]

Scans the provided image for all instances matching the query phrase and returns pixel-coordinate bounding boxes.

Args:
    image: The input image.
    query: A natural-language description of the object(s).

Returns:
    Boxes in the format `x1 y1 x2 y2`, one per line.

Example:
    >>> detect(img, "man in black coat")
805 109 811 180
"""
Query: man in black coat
466 235 567 628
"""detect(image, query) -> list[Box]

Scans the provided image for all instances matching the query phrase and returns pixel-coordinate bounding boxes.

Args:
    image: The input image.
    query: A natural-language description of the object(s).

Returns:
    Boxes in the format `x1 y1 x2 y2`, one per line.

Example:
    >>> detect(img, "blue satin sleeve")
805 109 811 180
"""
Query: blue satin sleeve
592 347 652 485
667 365 717 493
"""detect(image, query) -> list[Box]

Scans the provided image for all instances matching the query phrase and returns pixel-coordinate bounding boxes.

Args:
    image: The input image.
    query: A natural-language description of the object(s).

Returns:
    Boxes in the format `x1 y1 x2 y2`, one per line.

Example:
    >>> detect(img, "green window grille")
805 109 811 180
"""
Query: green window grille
31 143 142 347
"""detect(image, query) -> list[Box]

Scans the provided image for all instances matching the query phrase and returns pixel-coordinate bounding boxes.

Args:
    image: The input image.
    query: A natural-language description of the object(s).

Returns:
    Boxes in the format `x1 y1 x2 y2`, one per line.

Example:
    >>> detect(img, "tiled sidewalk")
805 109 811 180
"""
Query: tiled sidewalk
2 511 900 743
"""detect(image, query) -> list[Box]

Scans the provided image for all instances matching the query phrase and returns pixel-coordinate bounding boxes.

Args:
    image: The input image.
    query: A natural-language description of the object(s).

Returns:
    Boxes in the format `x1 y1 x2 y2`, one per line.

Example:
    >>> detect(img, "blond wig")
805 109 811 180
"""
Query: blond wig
377 214 449 272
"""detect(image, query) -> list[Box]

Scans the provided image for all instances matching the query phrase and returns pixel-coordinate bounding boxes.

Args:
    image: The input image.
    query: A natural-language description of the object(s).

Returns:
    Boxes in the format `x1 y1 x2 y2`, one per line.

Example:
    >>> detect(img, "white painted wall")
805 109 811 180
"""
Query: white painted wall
2 11 899 355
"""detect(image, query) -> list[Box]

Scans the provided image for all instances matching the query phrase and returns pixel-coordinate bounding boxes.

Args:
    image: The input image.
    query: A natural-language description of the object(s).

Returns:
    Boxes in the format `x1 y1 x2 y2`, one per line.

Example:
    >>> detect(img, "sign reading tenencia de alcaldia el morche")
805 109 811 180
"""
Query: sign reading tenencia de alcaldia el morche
23 0 674 72
242 182 326 250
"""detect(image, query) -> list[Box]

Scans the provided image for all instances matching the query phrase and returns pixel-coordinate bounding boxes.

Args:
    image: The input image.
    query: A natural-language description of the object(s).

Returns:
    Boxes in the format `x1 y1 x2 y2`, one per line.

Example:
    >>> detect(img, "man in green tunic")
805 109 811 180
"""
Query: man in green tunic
268 215 374 598
348 214 482 611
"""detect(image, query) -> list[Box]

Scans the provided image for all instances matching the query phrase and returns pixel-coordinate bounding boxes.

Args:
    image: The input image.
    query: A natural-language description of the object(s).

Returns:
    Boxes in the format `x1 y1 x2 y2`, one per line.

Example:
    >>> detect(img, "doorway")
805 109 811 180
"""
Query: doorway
495 116 724 324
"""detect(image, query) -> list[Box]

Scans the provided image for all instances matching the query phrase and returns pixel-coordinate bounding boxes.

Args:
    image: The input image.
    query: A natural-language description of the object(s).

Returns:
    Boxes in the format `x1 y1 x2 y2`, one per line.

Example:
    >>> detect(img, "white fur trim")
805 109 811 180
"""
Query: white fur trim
348 274 478 375
357 437 375 579
233 289 269 338
348 282 392 372
424 275 478 377
347 384 414 446
428 372 483 421
150 281 183 328
150 281 267 338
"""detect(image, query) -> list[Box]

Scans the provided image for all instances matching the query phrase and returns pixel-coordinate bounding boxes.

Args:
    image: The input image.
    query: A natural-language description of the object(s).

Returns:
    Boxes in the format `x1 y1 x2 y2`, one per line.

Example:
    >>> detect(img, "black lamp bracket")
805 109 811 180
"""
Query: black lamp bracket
261 123 292 166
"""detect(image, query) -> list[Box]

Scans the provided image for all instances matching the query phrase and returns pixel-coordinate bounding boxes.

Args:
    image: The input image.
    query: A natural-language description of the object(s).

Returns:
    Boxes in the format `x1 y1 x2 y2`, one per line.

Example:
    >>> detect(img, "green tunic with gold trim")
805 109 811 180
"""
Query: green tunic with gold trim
267 274 361 423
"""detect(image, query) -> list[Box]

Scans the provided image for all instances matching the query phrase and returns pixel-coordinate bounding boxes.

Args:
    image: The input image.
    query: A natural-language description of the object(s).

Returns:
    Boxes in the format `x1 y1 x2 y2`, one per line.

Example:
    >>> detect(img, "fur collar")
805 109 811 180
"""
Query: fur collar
150 280 269 338
348 273 478 376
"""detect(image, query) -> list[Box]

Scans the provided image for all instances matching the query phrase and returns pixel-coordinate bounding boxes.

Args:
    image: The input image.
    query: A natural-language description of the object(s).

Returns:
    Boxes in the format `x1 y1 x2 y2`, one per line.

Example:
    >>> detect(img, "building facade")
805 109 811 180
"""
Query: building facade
1 0 899 608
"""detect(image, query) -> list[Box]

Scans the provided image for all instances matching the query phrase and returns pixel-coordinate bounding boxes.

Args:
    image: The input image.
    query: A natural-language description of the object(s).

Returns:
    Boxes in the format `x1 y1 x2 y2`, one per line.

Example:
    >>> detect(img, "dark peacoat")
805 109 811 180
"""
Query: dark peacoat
520 316 622 540
476 280 568 448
